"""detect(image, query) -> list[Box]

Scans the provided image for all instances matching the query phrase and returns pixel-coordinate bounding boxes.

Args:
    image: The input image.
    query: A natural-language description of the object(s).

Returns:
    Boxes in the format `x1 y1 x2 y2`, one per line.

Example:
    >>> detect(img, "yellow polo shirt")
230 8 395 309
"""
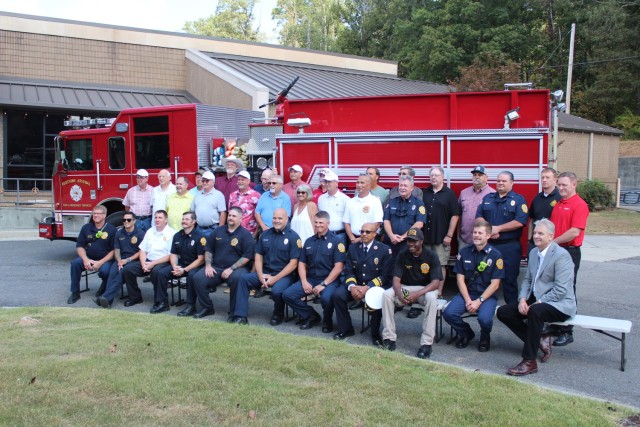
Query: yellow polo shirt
166 192 195 231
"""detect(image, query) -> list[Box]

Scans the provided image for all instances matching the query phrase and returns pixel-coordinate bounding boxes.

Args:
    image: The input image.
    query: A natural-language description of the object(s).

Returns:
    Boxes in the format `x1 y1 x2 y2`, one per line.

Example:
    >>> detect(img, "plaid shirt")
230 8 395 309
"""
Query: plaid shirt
123 185 154 217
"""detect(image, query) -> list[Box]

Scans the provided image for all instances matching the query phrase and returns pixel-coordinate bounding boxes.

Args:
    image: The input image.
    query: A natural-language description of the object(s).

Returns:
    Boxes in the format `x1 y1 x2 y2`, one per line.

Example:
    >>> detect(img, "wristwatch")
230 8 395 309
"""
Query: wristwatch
479 296 485 303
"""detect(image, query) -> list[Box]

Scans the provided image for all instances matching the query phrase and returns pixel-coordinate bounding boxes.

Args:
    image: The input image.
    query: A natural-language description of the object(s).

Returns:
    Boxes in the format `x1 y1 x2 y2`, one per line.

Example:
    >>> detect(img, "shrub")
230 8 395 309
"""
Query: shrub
577 179 614 211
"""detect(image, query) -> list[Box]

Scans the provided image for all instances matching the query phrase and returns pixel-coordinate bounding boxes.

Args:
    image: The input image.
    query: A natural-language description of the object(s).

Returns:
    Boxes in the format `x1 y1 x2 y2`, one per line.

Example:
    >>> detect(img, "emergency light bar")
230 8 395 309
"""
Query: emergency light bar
63 118 116 128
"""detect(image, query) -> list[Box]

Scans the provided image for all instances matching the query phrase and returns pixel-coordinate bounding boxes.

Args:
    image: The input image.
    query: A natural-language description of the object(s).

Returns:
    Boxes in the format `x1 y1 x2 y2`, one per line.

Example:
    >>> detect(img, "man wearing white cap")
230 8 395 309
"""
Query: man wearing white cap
228 170 261 236
318 170 349 244
216 155 246 205
191 171 227 237
151 169 176 213
283 164 308 207
122 169 154 232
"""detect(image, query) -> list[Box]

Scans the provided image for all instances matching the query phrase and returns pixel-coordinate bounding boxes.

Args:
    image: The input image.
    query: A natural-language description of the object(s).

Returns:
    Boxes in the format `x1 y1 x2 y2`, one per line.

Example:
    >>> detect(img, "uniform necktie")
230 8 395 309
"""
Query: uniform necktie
363 244 368 255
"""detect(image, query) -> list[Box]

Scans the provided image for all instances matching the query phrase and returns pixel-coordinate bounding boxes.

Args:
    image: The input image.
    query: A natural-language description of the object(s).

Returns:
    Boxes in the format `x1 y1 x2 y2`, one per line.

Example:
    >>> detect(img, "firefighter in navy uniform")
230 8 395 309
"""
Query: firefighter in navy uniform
150 211 206 314
332 222 393 345
475 171 528 305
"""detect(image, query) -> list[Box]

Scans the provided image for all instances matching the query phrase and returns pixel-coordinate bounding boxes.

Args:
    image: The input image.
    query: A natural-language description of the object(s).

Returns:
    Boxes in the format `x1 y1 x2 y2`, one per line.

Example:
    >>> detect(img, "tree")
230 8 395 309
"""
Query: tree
451 53 521 91
273 0 343 50
184 0 261 42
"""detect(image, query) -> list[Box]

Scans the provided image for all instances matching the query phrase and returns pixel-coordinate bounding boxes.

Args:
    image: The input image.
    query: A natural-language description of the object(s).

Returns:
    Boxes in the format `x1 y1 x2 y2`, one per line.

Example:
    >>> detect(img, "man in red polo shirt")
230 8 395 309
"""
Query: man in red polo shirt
549 171 589 346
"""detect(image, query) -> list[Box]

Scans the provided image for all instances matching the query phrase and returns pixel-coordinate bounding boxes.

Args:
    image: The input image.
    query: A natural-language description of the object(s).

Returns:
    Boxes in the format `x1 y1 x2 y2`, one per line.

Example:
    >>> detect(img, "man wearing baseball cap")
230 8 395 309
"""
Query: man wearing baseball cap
228 170 261 236
283 164 308 207
381 227 442 359
458 165 495 249
122 169 154 232
318 170 349 242
191 170 227 237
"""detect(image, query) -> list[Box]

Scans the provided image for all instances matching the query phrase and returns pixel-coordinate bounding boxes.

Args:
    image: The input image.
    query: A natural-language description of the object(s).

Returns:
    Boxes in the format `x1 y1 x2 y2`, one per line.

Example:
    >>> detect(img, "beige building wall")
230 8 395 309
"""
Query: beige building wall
557 130 619 190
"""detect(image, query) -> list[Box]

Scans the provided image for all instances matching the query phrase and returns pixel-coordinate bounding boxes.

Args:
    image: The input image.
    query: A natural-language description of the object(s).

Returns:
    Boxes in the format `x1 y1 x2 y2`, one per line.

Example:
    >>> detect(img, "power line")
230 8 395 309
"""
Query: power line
537 55 640 70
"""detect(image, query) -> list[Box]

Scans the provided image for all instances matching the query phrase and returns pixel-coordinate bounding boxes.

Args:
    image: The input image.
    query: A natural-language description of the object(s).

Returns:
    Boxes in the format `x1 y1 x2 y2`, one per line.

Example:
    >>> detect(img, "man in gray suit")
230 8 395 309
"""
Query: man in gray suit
497 218 576 376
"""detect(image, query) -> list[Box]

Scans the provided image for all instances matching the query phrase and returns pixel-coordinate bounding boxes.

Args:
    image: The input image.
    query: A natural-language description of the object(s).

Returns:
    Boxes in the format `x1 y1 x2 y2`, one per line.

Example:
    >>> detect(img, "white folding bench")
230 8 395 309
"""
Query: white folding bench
551 314 632 371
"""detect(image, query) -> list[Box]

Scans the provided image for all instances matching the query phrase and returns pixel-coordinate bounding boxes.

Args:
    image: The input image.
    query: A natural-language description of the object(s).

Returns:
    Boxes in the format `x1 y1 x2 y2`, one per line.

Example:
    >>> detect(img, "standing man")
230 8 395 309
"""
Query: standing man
317 170 349 243
255 169 273 194
344 174 384 245
332 223 393 344
215 155 245 205
497 219 576 375
231 208 302 325
458 165 495 249
189 169 205 196
387 166 423 200
95 211 145 308
166 176 194 231
150 211 205 314
283 164 308 207
527 168 561 253
152 169 176 213
443 220 504 352
549 171 589 346
191 170 227 236
383 175 426 259
122 210 175 307
178 207 255 319
67 204 116 304
122 169 154 232
228 170 261 236
423 166 460 296
381 228 442 359
255 174 292 232
476 171 528 304
366 167 390 202
283 211 346 332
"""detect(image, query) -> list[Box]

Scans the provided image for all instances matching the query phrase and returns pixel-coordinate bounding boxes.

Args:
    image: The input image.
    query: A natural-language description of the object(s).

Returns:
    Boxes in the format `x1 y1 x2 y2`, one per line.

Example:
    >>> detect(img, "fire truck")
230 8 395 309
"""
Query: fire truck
40 89 550 250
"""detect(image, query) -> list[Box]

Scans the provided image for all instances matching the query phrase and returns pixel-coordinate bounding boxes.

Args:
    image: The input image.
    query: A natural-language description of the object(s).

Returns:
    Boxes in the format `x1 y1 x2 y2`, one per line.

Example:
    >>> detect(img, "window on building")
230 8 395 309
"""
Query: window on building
108 137 126 170
133 116 170 170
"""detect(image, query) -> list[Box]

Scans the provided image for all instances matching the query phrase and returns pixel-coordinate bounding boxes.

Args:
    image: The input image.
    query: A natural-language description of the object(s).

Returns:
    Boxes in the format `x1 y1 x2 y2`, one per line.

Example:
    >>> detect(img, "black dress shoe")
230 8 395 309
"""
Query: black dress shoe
124 299 143 307
348 300 364 310
270 315 283 326
150 302 170 314
383 339 396 351
300 313 321 330
234 317 248 325
193 307 215 319
553 333 574 346
143 276 151 283
321 324 333 333
407 307 424 319
478 340 490 352
455 330 475 349
417 344 432 359
67 293 80 304
97 296 112 309
333 330 355 340
294 316 305 325
92 297 102 307
253 289 266 298
226 315 236 323
372 338 384 347
177 305 196 317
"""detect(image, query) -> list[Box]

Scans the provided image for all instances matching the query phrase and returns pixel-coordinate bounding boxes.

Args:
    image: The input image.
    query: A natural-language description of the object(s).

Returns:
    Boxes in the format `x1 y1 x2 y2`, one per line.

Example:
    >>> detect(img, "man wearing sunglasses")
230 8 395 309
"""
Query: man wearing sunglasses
67 205 116 304
94 212 145 308
255 174 292 232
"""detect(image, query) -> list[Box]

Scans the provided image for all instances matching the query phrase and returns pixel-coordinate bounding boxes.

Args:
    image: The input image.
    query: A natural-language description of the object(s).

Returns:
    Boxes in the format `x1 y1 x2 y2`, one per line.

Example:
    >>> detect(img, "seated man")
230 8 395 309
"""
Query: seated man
122 210 176 307
283 211 346 332
497 219 576 376
150 211 205 314
381 228 442 359
443 220 504 352
67 204 116 304
95 211 145 308
177 207 255 319
332 222 393 344
230 208 301 325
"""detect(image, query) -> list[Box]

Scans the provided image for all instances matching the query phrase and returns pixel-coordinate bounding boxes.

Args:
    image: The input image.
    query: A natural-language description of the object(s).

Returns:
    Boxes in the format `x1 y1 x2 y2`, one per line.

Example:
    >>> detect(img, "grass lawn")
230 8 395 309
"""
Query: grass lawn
586 208 640 235
0 307 634 426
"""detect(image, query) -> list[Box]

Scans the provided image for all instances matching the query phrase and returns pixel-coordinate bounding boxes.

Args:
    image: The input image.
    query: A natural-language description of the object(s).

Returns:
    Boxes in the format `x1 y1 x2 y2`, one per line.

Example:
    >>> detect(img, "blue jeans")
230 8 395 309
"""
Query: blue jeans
69 257 113 294
282 279 339 324
233 272 294 318
442 292 498 340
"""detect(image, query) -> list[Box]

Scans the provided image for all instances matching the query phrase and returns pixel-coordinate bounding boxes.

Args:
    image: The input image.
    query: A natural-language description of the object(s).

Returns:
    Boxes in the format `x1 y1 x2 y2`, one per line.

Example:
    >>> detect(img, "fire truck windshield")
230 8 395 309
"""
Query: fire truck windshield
60 138 93 171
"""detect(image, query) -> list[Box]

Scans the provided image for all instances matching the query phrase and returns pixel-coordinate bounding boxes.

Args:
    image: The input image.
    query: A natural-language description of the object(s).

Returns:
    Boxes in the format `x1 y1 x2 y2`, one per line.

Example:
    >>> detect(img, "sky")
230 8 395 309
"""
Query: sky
1 0 280 43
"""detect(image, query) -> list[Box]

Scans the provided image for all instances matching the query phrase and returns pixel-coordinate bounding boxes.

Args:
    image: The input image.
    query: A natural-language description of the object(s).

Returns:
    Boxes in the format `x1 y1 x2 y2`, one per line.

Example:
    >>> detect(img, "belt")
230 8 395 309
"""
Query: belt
562 245 581 249
199 224 218 230
135 215 150 220
333 229 346 234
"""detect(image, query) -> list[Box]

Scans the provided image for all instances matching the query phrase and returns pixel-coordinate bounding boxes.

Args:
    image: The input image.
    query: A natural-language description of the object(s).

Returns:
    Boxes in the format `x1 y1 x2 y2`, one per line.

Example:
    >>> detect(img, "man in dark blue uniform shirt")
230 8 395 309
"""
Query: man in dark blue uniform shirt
178 207 255 319
95 211 145 308
383 175 426 259
231 208 302 325
443 219 504 352
332 222 393 344
150 211 205 314
67 205 116 304
476 171 528 304
283 210 346 332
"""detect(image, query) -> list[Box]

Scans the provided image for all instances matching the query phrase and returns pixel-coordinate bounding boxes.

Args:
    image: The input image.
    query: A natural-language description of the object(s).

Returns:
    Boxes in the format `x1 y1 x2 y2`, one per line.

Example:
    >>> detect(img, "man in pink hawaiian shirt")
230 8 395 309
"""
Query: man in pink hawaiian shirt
228 171 261 236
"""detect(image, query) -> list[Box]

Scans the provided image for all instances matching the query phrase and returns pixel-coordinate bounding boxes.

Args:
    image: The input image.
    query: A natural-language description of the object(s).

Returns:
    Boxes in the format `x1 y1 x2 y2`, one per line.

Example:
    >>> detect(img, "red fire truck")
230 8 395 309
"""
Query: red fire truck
40 89 550 248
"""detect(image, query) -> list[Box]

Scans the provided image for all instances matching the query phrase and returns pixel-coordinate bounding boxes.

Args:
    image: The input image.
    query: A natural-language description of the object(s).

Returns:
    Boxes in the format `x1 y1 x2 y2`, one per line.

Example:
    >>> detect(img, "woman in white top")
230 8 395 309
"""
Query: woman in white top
290 184 318 243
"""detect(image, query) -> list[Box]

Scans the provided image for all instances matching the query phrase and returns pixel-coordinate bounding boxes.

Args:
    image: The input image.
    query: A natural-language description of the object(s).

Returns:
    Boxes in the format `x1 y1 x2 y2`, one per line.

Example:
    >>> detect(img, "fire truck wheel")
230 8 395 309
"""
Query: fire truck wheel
106 211 125 229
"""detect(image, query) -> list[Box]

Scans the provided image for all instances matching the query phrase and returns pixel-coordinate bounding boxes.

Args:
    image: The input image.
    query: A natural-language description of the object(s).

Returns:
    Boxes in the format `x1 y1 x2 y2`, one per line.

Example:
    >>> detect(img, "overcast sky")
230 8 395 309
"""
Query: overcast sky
1 0 279 43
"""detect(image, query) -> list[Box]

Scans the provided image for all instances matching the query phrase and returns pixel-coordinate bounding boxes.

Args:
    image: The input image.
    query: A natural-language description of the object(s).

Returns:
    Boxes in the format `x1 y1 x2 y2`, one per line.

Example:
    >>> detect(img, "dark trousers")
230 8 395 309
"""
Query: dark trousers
492 240 522 304
122 260 170 301
153 264 202 304
189 266 247 310
69 257 112 294
102 261 138 303
282 279 340 324
497 299 569 360
332 285 382 339
233 272 295 318
443 292 498 340
560 246 581 334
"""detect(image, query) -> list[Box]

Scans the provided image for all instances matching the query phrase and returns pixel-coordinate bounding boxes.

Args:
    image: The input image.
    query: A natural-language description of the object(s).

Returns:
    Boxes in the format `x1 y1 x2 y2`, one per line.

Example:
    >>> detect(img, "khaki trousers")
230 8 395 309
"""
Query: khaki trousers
382 286 437 346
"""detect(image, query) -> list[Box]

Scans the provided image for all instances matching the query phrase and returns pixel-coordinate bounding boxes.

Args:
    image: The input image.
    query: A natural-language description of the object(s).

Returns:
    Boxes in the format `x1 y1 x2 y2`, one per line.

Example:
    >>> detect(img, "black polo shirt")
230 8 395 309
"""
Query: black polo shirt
528 187 561 222
77 222 117 260
393 245 443 286
171 228 206 267
256 226 302 275
114 226 146 259
205 225 255 269
300 231 347 282
422 185 460 244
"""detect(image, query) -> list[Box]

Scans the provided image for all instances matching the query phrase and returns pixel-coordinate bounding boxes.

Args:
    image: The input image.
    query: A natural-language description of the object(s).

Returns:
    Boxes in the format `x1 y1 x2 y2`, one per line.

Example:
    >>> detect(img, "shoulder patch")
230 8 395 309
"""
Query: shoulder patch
521 204 528 213
200 237 206 246
496 258 504 270
297 239 302 248
419 206 426 215
338 243 346 253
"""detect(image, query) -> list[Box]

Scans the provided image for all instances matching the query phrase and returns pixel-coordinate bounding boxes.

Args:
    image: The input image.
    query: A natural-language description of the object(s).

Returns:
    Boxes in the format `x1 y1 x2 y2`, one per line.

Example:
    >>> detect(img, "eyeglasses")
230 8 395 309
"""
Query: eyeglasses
123 218 134 222
201 178 211 182
92 212 105 216
359 230 374 235
297 191 306 195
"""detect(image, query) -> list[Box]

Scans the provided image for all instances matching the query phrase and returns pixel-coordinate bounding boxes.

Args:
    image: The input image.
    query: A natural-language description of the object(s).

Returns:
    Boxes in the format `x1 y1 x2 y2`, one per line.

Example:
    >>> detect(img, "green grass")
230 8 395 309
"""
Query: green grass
0 307 634 426
587 208 640 234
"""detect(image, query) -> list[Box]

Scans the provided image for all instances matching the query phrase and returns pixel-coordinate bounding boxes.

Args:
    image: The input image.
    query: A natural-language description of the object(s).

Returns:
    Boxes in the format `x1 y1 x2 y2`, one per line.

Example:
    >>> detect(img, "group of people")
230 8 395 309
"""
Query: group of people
66 162 589 376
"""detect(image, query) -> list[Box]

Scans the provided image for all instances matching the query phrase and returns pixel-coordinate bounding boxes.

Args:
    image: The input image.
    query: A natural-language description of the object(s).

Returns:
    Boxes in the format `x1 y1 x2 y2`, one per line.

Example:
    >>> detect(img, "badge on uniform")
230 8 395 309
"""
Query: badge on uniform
550 200 557 207
412 205 416 210
284 238 289 245
511 200 516 206
420 263 430 274
338 243 346 253
496 258 504 270
200 237 206 246
328 242 333 249
521 204 528 213
190 240 195 246
373 246 378 250
374 257 379 265
363 205 370 213
487 259 493 266
297 239 302 248
419 206 426 215
231 238 238 247
131 236 138 244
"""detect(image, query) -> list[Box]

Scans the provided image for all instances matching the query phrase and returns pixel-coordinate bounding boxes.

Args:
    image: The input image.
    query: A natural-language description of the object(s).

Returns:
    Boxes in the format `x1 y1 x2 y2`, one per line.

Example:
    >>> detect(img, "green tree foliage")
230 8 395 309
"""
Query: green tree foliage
184 0 261 42
273 0 342 50
613 110 640 140
577 179 615 211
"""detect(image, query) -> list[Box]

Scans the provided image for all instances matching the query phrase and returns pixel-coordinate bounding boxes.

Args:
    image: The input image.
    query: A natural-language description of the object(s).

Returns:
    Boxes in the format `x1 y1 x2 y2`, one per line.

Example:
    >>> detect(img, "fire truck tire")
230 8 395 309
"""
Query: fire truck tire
106 211 125 229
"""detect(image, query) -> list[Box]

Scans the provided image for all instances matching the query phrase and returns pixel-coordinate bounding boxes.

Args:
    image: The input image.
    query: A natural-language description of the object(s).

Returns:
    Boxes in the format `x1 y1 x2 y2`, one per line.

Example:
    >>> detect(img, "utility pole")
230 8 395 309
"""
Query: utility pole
566 23 576 114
